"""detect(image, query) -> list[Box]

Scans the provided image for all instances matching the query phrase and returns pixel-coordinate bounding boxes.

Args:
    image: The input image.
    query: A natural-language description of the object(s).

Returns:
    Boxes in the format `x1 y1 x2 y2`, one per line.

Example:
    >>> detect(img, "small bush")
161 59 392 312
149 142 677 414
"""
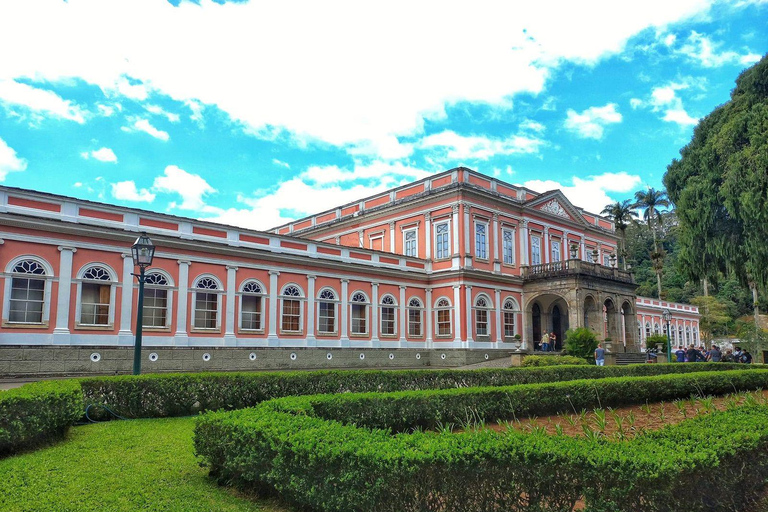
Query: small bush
0 380 84 456
645 334 669 350
521 355 587 367
564 327 598 360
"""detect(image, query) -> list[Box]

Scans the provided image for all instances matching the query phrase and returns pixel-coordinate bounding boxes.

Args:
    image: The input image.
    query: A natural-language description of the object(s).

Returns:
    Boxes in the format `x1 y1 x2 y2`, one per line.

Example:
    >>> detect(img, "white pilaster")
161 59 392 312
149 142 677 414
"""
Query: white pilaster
340 279 349 345
465 285 474 345
494 288 502 343
53 246 76 344
224 265 237 346
174 260 191 345
118 253 134 345
543 227 550 264
451 204 460 269
371 282 379 346
453 285 462 343
399 285 407 344
306 275 316 345
424 212 432 260
492 213 500 273
267 270 280 344
463 203 471 265
580 237 586 261
389 221 396 253
520 220 529 266
425 288 433 348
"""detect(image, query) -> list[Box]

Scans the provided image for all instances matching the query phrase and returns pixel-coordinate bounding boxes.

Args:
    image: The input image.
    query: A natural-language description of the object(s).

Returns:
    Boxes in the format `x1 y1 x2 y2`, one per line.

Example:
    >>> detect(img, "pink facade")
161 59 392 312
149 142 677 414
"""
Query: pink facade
0 167 698 352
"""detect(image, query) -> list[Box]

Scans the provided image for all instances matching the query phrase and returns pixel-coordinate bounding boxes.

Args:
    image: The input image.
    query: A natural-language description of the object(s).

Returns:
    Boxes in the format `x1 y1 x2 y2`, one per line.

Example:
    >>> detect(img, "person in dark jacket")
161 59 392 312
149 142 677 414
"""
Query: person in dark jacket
708 345 722 362
686 345 698 363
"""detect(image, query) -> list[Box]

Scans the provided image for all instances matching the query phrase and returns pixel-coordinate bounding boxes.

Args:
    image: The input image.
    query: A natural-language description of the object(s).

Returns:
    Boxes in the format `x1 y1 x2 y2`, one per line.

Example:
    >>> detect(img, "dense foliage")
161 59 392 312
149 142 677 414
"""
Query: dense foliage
0 380 84 456
665 54 768 292
563 327 598 360
195 369 768 512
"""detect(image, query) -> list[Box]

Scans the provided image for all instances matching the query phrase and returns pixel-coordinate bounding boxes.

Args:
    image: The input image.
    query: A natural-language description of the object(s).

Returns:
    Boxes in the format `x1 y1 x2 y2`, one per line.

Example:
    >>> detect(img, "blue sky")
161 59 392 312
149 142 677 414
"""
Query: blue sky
0 0 765 230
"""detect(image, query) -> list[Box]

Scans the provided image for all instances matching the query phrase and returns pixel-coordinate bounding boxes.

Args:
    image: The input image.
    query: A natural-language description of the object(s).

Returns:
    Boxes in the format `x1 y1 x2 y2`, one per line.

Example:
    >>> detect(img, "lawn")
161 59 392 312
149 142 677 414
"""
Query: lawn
0 417 290 512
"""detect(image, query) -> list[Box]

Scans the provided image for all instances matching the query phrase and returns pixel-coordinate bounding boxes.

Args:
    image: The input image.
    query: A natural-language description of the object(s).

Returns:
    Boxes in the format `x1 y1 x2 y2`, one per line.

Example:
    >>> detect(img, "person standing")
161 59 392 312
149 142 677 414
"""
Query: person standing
549 332 557 352
541 331 550 352
708 345 722 362
675 346 686 363
594 343 606 366
686 345 698 363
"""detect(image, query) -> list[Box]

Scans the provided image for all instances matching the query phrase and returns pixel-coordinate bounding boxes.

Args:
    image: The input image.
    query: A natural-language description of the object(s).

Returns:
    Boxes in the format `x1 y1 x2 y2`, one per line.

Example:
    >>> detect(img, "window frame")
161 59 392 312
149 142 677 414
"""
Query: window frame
502 227 515 266
403 227 418 258
2 256 54 327
379 294 398 337
279 284 305 335
530 234 542 265
474 220 489 260
434 297 452 338
238 279 266 333
551 238 561 263
502 297 519 341
75 263 117 329
191 275 223 332
142 269 174 330
316 287 338 336
349 291 370 336
407 297 423 338
433 220 450 260
473 294 492 340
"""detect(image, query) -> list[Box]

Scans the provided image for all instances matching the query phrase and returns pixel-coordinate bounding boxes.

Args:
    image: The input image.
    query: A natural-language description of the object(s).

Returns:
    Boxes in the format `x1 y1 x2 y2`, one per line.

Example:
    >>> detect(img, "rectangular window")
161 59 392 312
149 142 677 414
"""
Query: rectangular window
434 222 450 259
408 309 422 337
9 277 44 323
475 310 488 336
531 236 541 266
552 240 561 263
143 288 168 328
437 309 451 337
380 307 396 335
404 228 417 257
282 299 301 332
603 253 610 266
351 304 367 334
318 302 336 333
81 283 111 325
504 311 515 338
475 222 487 259
502 229 515 265
241 295 262 330
194 292 218 329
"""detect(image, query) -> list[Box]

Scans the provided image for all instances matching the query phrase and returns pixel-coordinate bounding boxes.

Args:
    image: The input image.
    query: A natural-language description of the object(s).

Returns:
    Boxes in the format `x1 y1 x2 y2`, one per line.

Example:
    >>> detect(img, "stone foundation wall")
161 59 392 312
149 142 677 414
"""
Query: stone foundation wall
0 346 517 378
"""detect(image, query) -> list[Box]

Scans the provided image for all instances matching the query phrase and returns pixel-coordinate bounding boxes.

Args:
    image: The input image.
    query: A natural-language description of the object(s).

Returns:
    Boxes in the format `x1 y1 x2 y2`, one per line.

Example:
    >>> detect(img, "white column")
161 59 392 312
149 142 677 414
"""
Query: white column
520 220 529 266
267 270 280 344
389 221 396 253
451 204 461 269
174 260 190 345
340 279 349 345
621 309 627 348
580 237 586 261
453 285 462 343
425 288 433 347
224 265 237 345
52 246 76 344
543 227 550 264
399 285 407 344
495 288 502 343
492 213 500 273
463 204 471 263
465 285 474 344
118 253 134 345
371 282 379 346
306 275 316 345
641 314 646 343
424 212 432 260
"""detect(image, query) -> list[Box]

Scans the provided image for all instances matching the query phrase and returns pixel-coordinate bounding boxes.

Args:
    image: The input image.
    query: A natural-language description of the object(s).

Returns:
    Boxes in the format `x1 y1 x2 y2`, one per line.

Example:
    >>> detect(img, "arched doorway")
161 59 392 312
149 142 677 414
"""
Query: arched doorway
532 303 542 350
552 305 563 350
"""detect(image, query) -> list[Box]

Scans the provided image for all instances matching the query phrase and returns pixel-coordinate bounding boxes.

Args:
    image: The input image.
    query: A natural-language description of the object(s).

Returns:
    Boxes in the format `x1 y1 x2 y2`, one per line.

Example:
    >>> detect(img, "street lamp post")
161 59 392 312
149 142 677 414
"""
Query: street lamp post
131 232 155 375
662 308 672 363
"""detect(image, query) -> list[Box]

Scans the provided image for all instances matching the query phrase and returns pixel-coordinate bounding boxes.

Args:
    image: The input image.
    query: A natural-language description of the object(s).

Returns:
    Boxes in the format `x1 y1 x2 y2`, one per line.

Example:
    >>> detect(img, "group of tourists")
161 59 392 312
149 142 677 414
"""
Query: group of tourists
673 344 753 364
539 331 559 352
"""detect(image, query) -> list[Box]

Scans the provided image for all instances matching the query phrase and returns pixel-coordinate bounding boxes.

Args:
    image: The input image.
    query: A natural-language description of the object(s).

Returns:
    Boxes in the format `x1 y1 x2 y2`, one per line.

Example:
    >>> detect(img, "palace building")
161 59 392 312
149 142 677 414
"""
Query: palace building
0 167 699 376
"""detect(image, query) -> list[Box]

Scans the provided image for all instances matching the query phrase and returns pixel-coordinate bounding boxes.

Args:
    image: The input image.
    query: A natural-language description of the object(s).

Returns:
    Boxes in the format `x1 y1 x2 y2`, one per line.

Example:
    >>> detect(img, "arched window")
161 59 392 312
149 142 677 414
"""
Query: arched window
407 297 423 337
693 327 698 344
78 264 116 326
380 294 397 337
685 326 691 343
645 322 651 340
143 271 172 328
678 325 684 344
193 276 221 330
240 280 265 331
5 258 51 325
317 288 337 334
350 291 369 335
474 295 491 339
280 284 304 333
434 297 452 338
503 298 518 340
653 322 660 335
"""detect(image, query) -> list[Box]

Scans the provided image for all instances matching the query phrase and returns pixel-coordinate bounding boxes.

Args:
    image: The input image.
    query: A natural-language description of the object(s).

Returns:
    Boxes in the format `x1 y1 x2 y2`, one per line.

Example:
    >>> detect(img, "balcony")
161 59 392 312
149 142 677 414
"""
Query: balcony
521 259 634 284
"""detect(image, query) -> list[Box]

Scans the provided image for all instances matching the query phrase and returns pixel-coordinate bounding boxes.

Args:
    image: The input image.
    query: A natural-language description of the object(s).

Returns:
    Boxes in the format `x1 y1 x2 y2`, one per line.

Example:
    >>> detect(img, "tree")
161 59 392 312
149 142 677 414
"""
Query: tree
601 200 637 270
633 187 669 298
563 327 598 362
690 295 730 344
665 54 768 293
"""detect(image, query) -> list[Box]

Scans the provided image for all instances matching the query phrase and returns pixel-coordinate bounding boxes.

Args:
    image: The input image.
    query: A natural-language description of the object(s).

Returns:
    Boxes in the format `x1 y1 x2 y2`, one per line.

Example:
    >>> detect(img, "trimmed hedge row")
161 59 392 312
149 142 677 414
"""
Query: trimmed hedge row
80 363 745 418
521 354 587 366
195 369 768 512
0 380 84 456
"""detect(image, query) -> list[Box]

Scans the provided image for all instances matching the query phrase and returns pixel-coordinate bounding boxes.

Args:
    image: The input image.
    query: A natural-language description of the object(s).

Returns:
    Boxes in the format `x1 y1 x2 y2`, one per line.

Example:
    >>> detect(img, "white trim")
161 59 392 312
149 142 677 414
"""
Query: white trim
238 278 266 333
75 262 118 328
191 273 223 332
2 255 54 327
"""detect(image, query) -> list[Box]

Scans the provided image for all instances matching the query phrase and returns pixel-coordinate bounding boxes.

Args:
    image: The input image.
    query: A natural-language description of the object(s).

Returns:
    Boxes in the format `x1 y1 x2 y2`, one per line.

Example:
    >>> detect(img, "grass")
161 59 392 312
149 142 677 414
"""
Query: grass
0 417 290 512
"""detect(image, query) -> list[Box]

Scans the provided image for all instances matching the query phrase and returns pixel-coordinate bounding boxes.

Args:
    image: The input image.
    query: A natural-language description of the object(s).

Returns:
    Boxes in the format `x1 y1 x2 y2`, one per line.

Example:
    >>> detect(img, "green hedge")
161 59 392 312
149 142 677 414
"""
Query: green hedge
522 355 587 367
80 363 746 418
0 380 84 456
195 370 768 512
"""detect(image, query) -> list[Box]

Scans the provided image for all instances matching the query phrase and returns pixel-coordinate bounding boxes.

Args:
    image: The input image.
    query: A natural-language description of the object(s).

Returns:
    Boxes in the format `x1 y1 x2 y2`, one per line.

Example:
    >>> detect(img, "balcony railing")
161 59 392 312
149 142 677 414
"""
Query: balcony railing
521 259 634 284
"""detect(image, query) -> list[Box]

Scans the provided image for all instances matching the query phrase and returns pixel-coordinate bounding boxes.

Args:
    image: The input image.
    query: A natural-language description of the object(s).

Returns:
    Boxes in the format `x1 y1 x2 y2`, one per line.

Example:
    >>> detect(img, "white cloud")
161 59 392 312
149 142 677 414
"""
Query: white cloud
272 158 291 169
0 136 27 181
563 103 622 139
152 165 216 210
0 0 716 152
524 171 642 212
0 79 86 123
629 98 643 109
663 108 699 126
81 147 118 163
145 104 180 123
520 119 546 133
420 130 545 160
111 180 155 202
677 31 760 67
122 118 169 141
645 81 700 126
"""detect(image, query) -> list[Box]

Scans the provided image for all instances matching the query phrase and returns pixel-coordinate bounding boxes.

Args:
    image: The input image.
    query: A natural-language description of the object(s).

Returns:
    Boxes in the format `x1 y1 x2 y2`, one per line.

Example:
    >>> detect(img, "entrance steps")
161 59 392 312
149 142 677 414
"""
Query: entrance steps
614 353 647 365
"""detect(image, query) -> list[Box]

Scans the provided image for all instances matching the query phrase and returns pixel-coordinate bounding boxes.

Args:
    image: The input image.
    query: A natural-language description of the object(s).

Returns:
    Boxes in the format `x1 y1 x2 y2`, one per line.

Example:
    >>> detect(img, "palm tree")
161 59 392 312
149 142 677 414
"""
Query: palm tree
633 188 669 298
601 200 637 270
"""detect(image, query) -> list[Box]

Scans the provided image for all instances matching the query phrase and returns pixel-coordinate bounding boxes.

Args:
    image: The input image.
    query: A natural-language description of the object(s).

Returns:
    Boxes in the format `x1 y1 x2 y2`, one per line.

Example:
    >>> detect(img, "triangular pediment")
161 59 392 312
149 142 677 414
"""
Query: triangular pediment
525 190 589 226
